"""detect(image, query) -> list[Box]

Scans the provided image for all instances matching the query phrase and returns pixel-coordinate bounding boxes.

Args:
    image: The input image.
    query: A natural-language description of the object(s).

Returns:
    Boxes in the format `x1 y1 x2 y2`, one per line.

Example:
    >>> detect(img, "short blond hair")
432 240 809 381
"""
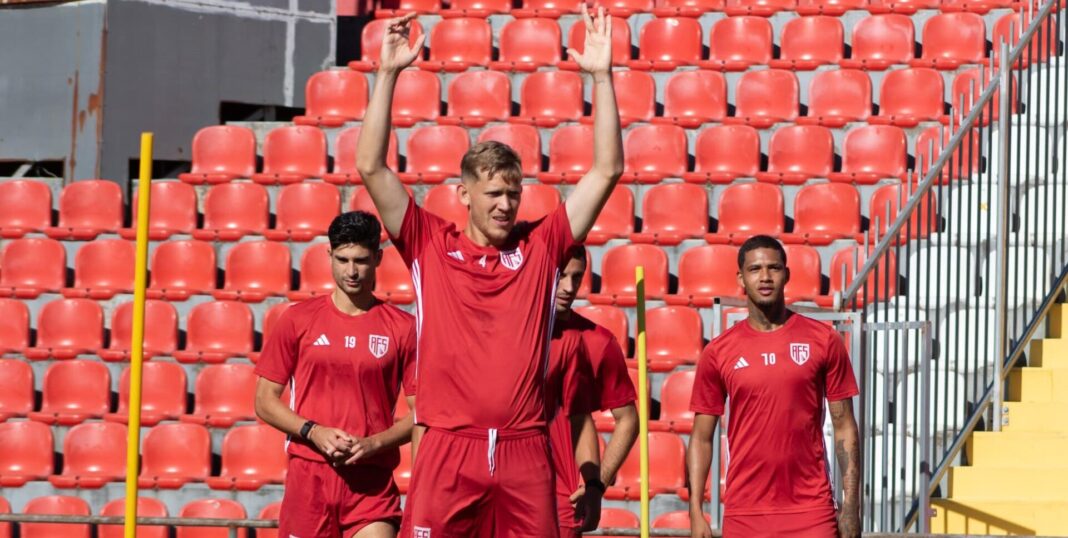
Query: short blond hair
460 141 523 184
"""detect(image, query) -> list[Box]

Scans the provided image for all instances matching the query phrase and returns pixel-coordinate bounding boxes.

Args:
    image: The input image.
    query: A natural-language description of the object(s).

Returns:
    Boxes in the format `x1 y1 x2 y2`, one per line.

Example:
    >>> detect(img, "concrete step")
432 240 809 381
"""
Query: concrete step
1002 401 1068 433
931 499 1068 536
1029 338 1068 369
1007 367 1068 403
948 466 1068 500
967 431 1068 466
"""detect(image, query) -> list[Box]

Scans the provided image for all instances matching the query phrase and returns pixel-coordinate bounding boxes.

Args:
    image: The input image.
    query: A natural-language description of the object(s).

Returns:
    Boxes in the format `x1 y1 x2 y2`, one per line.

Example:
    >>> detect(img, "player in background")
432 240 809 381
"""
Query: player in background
254 211 417 538
550 246 638 538
686 235 861 538
355 7 622 535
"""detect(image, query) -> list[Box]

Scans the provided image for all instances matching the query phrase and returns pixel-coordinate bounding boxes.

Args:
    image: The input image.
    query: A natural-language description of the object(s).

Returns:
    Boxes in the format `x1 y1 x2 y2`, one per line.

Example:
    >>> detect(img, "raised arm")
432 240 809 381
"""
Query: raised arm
356 13 425 238
829 398 861 538
686 413 719 538
564 7 624 242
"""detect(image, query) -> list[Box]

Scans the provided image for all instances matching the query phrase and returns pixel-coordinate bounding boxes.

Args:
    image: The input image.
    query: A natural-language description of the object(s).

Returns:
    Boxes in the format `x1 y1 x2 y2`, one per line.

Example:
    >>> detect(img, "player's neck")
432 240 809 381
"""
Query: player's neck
746 301 790 332
330 289 375 316
463 223 504 249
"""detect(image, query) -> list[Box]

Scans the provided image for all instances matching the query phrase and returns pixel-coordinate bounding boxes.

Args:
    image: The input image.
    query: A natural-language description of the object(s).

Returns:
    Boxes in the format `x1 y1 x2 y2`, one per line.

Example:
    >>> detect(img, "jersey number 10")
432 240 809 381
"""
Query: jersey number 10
762 353 776 366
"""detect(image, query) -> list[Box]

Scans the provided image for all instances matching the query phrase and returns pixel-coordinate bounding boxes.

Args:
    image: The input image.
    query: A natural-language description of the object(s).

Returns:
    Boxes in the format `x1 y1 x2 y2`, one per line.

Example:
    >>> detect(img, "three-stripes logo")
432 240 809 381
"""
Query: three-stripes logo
313 334 331 347
734 357 750 370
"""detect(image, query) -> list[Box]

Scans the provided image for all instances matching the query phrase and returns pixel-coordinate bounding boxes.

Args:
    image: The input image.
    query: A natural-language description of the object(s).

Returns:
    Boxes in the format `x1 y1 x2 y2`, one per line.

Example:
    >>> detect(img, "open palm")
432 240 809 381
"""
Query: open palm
567 7 613 75
380 13 425 72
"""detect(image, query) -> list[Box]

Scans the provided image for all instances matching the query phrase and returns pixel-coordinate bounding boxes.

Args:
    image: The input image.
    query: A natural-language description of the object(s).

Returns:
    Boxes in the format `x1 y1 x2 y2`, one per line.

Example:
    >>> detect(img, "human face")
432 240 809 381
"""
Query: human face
459 172 522 246
555 256 587 313
329 243 381 296
737 247 790 308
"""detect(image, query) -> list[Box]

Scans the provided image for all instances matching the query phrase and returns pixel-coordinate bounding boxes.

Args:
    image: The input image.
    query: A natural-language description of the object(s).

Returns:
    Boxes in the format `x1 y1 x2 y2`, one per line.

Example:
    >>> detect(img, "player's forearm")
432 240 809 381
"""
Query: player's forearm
834 418 861 517
571 413 602 484
590 72 624 181
254 383 306 438
370 413 415 452
601 404 638 484
356 71 400 179
686 437 714 515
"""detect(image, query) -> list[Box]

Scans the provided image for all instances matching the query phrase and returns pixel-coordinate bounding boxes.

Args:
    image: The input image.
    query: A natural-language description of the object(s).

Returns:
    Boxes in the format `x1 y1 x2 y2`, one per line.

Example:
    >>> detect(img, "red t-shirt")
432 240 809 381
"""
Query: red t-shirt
255 296 416 469
690 313 859 516
391 198 576 431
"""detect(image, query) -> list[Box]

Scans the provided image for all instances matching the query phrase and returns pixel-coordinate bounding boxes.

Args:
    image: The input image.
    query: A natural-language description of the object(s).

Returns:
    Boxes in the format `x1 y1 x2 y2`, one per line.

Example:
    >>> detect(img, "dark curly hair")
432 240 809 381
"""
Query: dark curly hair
737 235 787 270
328 211 381 251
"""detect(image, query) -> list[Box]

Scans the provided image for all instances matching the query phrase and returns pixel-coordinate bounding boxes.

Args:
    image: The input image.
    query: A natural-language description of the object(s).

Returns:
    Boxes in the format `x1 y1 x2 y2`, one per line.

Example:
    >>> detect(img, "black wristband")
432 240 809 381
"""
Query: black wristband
299 420 317 440
586 479 607 494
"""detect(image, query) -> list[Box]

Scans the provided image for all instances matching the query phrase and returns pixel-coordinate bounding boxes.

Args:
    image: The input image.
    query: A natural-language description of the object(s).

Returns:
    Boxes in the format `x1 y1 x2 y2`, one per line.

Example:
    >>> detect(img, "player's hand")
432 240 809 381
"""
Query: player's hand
308 426 355 463
837 505 860 538
565 7 613 76
341 435 383 465
379 13 425 73
568 485 602 532
690 510 714 538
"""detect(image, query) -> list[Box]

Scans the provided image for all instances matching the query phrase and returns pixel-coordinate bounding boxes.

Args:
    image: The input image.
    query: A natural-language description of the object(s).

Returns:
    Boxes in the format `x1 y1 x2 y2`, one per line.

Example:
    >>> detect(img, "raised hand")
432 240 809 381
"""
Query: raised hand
565 7 613 76
379 13 425 73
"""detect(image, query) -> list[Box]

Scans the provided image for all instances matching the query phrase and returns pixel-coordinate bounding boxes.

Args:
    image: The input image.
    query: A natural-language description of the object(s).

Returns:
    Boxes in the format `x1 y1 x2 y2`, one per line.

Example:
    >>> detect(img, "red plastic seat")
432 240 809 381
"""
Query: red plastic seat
62 239 135 300
600 508 640 537
653 0 725 16
582 70 655 127
326 126 400 185
866 182 936 243
870 68 945 127
348 19 426 71
782 183 861 245
915 125 981 182
0 180 51 238
252 126 328 184
0 421 53 486
684 125 760 184
700 16 772 71
477 124 541 177
827 245 899 307
289 242 335 300
265 182 340 241
173 301 254 363
423 184 468 229
867 0 938 13
654 70 727 127
250 302 294 363
0 497 8 538
827 125 908 185
646 306 703 370
0 300 29 356
727 69 799 128
139 423 212 489
206 423 287 490
374 0 440 17
755 125 834 185
560 15 632 68
179 126 257 184
949 67 1016 127
22 496 91 538
99 300 178 361
105 361 187 425
44 180 123 240
441 0 512 16
666 245 743 307
655 370 696 433
28 360 110 425
0 238 66 299
653 510 712 529
769 16 844 70
539 125 594 184
390 70 441 128
796 0 866 14
593 0 653 15
993 12 1051 69
912 13 986 70
375 246 415 304
399 125 470 184
177 499 248 538
24 298 103 360
587 186 634 245
490 18 561 71
418 18 492 72
621 124 688 183
294 70 368 127
147 240 217 300
99 498 168 538
725 0 796 15
512 71 584 128
574 305 629 356
517 184 562 223
798 69 872 127
588 244 669 306
631 183 708 245
48 422 126 488
631 17 703 71
706 183 785 244
256 503 282 538
440 70 511 127
513 0 583 16
941 0 1011 14
193 182 269 241
604 431 685 500
119 181 197 240
0 360 32 421
394 443 413 493
214 241 292 302
784 244 823 300
840 14 915 71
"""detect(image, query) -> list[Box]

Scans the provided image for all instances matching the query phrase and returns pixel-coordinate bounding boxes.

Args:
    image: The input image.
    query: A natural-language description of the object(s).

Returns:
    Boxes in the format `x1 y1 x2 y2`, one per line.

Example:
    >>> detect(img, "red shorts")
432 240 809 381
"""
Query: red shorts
405 427 558 537
722 505 838 538
279 456 402 537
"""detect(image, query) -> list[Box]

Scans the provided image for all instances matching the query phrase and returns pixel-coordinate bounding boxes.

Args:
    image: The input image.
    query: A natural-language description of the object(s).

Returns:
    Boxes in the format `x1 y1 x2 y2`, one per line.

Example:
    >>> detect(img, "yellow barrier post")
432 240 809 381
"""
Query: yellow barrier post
635 266 649 538
124 132 154 538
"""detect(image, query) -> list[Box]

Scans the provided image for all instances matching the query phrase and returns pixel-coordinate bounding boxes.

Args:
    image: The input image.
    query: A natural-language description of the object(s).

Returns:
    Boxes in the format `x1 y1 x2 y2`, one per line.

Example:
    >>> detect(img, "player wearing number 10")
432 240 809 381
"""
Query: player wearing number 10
686 235 861 538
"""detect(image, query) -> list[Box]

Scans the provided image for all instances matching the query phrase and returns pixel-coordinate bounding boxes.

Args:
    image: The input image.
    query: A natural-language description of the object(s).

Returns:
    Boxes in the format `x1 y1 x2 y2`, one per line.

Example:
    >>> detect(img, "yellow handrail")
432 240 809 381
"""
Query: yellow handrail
635 266 649 538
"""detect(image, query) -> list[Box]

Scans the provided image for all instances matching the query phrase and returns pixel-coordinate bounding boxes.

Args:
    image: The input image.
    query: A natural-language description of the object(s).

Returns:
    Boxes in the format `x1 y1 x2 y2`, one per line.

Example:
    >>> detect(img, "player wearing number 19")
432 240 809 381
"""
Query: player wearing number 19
686 235 861 538
254 211 417 538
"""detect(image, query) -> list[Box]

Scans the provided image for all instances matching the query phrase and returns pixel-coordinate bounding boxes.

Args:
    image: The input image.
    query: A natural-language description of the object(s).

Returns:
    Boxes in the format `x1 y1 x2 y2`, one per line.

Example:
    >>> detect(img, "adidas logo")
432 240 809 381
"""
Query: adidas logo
447 250 465 261
313 334 331 347
734 357 750 369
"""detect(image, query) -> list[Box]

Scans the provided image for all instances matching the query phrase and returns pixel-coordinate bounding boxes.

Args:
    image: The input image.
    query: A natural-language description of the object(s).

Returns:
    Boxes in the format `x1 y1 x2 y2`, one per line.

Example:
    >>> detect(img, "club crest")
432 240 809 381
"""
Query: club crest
369 335 390 359
790 343 810 365
499 248 524 271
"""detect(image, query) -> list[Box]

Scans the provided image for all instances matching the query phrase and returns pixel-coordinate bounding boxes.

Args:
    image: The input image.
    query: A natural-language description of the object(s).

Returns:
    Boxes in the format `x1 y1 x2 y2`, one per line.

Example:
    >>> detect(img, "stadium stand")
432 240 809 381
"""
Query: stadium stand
147 240 217 300
293 70 369 127
100 299 179 360
0 300 30 355
173 301 254 363
193 182 270 241
265 182 342 241
513 70 584 127
28 360 111 425
49 422 127 488
63 239 136 299
24 298 104 359
326 126 400 184
22 496 91 538
0 359 32 421
215 241 293 302
587 244 669 306
119 180 198 240
139 423 212 489
206 424 288 490
0 237 67 298
44 180 123 240
179 126 257 184
99 498 169 538
440 70 512 127
177 499 248 538
0 179 52 238
182 363 258 427
105 361 188 425
252 126 328 184
0 421 53 486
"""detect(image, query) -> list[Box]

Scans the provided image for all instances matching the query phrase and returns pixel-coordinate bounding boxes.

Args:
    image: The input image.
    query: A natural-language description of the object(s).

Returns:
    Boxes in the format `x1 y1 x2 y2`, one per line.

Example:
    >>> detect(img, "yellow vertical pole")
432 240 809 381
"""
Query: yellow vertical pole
635 266 649 538
124 132 154 538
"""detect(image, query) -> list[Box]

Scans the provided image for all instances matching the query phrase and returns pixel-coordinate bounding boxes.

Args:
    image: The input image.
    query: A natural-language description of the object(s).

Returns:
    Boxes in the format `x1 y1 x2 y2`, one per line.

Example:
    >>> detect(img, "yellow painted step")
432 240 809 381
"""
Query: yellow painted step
1029 338 1068 369
949 466 1068 500
931 499 1068 536
1002 401 1068 433
1049 303 1066 338
1007 367 1068 403
967 431 1068 466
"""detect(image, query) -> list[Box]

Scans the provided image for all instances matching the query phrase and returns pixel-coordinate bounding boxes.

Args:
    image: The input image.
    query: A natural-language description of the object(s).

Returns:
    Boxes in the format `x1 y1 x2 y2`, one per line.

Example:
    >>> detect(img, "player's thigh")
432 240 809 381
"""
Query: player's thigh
279 457 338 538
492 435 557 537
407 430 489 535
351 521 396 538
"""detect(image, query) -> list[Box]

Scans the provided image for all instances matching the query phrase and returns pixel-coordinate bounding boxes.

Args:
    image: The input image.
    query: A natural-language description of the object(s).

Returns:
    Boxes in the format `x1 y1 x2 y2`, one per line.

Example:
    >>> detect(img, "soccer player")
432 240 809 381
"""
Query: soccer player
686 235 861 538
355 7 623 535
254 211 417 538
549 246 638 538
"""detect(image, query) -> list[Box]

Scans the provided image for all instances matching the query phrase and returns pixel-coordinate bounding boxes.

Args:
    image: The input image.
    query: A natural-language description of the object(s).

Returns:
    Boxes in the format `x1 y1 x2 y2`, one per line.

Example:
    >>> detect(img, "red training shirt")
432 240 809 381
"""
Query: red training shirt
391 198 576 431
255 296 416 469
690 313 858 516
